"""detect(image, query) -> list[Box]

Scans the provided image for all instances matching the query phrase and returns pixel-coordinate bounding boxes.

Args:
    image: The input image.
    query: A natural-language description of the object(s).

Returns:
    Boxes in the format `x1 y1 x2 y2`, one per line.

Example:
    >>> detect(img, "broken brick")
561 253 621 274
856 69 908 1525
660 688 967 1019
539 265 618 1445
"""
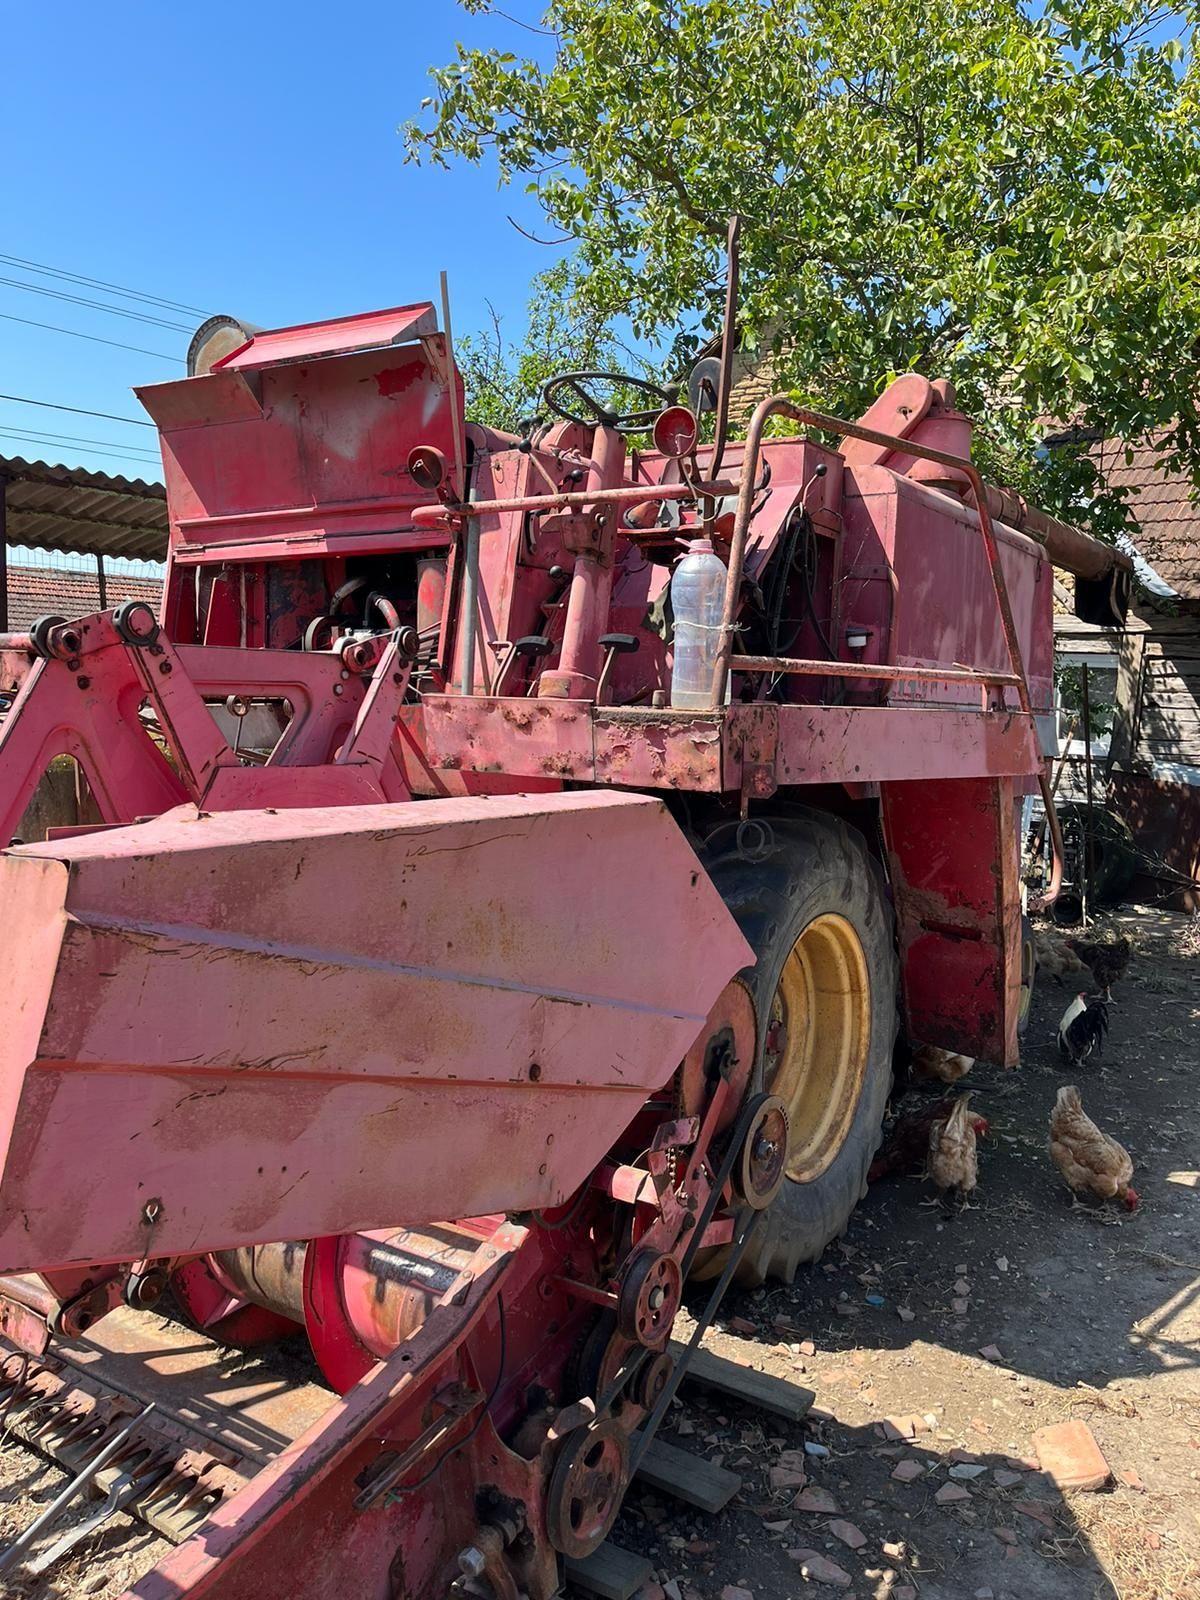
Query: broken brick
891 1459 925 1482
993 1469 1024 1488
827 1519 867 1550
1015 1501 1057 1531
934 1482 972 1505
1033 1421 1112 1492
790 1552 852 1588
793 1485 840 1514
728 1316 757 1336
720 1588 754 1600
1117 1468 1147 1492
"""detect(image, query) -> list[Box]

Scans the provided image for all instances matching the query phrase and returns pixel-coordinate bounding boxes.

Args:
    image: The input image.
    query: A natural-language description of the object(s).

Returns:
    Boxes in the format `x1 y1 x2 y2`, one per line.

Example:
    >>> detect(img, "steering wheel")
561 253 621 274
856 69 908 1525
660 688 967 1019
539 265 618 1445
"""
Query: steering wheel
542 371 677 434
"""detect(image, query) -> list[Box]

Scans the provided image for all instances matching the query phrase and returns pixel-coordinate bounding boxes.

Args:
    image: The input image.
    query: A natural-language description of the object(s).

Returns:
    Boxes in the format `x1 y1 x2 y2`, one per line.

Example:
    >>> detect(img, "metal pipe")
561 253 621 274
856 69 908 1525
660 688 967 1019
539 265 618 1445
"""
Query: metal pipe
440 271 469 503
710 396 1035 716
731 655 1021 687
983 487 1132 581
1081 660 1095 926
457 514 481 695
412 477 740 528
708 216 741 483
0 1274 60 1319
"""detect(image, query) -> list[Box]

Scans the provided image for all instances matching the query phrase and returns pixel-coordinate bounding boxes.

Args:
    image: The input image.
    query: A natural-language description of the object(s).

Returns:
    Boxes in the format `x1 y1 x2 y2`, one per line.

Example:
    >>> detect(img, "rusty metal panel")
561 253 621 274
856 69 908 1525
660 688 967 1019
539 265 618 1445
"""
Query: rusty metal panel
881 775 1021 1066
776 704 1041 785
0 791 751 1273
419 695 595 780
594 709 725 790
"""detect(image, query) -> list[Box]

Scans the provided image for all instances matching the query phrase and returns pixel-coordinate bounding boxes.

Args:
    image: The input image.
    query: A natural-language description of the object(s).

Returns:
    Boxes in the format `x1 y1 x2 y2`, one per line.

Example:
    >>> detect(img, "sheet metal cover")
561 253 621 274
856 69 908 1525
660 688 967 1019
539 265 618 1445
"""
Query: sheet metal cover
0 790 751 1273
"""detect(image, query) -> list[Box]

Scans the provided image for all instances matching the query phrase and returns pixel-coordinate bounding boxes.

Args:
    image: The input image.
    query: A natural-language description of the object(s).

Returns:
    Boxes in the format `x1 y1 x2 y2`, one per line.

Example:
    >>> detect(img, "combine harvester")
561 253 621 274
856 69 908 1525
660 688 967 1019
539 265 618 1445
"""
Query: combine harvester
0 242 1129 1596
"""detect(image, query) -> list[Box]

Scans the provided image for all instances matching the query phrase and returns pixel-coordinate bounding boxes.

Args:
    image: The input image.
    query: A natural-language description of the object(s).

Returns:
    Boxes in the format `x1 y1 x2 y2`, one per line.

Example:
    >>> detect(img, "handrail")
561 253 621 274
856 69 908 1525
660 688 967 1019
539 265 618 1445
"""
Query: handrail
731 655 1021 688
713 393 1064 906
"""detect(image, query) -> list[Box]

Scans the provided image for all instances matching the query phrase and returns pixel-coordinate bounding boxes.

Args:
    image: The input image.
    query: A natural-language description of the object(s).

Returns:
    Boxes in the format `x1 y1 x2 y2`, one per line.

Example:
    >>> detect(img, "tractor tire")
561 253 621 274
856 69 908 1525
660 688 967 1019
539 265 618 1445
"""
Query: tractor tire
700 811 898 1285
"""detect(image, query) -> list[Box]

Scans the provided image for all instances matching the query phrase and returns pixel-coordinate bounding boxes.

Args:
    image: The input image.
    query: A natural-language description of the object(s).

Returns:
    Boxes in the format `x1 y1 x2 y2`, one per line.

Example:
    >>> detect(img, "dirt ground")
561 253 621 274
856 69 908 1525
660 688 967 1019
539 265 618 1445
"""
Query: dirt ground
2 906 1198 1599
614 904 1200 1599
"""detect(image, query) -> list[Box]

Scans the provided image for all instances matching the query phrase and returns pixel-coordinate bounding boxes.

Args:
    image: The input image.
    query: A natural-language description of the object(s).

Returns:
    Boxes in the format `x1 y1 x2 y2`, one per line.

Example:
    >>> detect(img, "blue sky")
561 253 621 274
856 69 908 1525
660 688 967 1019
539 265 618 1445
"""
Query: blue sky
0 0 554 482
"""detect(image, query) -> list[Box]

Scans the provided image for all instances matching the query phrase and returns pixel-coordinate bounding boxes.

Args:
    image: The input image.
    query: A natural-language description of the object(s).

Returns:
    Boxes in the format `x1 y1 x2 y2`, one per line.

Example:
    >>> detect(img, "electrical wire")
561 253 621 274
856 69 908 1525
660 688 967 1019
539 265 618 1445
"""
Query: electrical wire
0 424 159 459
0 252 209 319
0 392 155 428
0 430 161 469
389 1294 507 1497
0 311 180 363
0 275 192 334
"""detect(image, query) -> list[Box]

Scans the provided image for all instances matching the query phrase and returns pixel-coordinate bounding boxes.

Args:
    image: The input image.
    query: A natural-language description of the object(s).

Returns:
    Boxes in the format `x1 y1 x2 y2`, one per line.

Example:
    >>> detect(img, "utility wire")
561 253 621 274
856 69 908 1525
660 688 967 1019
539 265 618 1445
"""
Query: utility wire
0 311 180 363
0 274 192 333
0 423 159 459
0 392 155 428
0 431 162 469
0 251 210 319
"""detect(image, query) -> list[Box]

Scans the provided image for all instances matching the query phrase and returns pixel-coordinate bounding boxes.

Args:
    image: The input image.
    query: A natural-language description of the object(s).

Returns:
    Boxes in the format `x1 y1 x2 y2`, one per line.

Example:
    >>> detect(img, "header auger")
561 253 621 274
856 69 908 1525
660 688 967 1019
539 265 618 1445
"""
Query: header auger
0 257 1130 1597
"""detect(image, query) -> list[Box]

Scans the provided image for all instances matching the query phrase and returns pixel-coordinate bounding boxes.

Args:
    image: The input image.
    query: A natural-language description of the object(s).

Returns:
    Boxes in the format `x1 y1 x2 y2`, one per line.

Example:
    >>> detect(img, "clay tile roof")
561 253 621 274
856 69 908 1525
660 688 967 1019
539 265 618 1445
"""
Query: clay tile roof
5 565 163 632
1091 433 1200 601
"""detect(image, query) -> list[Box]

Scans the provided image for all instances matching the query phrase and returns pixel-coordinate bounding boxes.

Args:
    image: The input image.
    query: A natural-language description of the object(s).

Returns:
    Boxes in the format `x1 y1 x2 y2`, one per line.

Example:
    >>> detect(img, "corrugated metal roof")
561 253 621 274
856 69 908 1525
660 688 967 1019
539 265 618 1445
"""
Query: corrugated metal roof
0 455 168 563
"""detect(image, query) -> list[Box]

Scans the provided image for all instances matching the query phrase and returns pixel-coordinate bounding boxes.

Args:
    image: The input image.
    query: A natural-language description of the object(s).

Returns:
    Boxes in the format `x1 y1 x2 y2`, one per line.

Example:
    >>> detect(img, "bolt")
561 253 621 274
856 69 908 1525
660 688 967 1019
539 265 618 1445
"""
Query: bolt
158 660 172 675
141 1198 162 1224
333 683 344 696
648 1286 666 1311
458 1547 487 1579
77 676 91 690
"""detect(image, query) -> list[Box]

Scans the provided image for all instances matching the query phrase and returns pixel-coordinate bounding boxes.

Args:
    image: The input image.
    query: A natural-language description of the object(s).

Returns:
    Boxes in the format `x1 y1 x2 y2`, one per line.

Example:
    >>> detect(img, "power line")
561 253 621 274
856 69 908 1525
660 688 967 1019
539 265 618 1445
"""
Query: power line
0 251 210 319
0 430 162 470
0 392 155 428
0 311 180 363
0 274 193 334
0 423 159 459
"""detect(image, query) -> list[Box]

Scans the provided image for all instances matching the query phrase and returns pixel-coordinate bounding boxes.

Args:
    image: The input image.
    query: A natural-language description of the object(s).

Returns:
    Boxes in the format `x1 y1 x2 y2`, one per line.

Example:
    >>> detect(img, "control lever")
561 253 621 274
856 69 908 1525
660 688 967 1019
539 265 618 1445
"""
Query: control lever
596 634 640 706
495 635 553 697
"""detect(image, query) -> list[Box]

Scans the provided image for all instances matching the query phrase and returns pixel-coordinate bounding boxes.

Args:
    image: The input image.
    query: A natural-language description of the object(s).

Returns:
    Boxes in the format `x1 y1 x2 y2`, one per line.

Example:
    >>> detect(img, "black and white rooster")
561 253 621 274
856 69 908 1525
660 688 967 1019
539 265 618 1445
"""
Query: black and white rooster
1057 992 1109 1066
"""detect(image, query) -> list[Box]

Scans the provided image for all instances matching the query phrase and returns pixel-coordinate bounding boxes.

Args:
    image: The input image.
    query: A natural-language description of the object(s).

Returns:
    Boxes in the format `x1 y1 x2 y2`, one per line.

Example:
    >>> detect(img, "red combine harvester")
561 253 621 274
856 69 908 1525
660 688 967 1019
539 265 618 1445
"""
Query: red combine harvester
0 269 1129 1597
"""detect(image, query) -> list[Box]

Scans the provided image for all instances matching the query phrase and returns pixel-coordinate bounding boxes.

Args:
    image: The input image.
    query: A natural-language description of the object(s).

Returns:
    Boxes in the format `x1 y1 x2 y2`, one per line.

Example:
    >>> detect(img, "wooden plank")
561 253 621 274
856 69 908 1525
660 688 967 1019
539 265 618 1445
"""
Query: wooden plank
633 1434 742 1513
1108 632 1146 774
667 1340 816 1423
566 1545 653 1600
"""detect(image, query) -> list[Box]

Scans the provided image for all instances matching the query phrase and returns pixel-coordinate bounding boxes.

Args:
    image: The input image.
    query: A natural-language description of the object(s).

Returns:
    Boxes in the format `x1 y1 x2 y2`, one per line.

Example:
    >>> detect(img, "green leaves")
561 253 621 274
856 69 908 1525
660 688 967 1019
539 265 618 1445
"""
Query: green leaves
408 0 1200 534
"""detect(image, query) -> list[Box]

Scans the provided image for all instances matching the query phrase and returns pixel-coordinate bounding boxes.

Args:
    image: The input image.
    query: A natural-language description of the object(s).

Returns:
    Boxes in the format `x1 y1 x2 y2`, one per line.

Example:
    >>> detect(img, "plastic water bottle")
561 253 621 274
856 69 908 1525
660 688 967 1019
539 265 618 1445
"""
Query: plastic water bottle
670 537 727 709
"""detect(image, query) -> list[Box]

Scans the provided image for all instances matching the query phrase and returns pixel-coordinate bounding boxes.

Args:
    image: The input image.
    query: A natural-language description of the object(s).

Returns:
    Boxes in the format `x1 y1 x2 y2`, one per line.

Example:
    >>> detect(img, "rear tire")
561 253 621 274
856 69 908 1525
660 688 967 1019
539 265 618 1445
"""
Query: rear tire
700 812 898 1285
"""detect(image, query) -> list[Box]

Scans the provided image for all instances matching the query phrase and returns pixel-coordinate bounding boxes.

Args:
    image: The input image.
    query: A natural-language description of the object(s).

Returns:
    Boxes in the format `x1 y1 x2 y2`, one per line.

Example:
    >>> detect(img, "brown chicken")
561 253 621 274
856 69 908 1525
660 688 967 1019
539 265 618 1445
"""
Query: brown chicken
1065 935 1131 1000
928 1094 979 1205
911 1044 974 1084
869 1098 989 1183
1034 928 1092 985
1049 1085 1139 1210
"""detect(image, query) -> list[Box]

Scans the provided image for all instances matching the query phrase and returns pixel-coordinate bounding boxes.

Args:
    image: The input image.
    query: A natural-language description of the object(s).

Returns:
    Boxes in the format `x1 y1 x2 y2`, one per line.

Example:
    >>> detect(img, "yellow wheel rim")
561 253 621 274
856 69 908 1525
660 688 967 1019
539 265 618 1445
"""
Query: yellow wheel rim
766 913 870 1183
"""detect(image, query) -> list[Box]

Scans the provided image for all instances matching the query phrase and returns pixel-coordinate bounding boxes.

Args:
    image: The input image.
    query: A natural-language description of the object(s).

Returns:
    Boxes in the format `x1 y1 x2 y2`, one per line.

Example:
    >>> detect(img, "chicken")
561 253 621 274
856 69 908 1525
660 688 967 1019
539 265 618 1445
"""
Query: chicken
1034 928 1093 985
1065 935 1131 1000
1058 993 1108 1066
928 1094 979 1206
869 1098 989 1183
911 1044 974 1084
1049 1085 1138 1210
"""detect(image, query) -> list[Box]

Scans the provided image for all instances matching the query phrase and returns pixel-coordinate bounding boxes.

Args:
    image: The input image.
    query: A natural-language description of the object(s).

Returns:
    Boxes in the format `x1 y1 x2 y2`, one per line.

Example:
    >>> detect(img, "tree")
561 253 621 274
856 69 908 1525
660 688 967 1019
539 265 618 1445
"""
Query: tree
407 0 1200 526
455 259 639 433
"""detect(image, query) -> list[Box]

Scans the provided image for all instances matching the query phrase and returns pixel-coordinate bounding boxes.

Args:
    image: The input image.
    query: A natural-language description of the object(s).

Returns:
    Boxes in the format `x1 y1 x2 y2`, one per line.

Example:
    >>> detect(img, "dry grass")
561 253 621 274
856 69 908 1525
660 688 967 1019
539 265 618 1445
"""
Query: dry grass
1068 1491 1200 1600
